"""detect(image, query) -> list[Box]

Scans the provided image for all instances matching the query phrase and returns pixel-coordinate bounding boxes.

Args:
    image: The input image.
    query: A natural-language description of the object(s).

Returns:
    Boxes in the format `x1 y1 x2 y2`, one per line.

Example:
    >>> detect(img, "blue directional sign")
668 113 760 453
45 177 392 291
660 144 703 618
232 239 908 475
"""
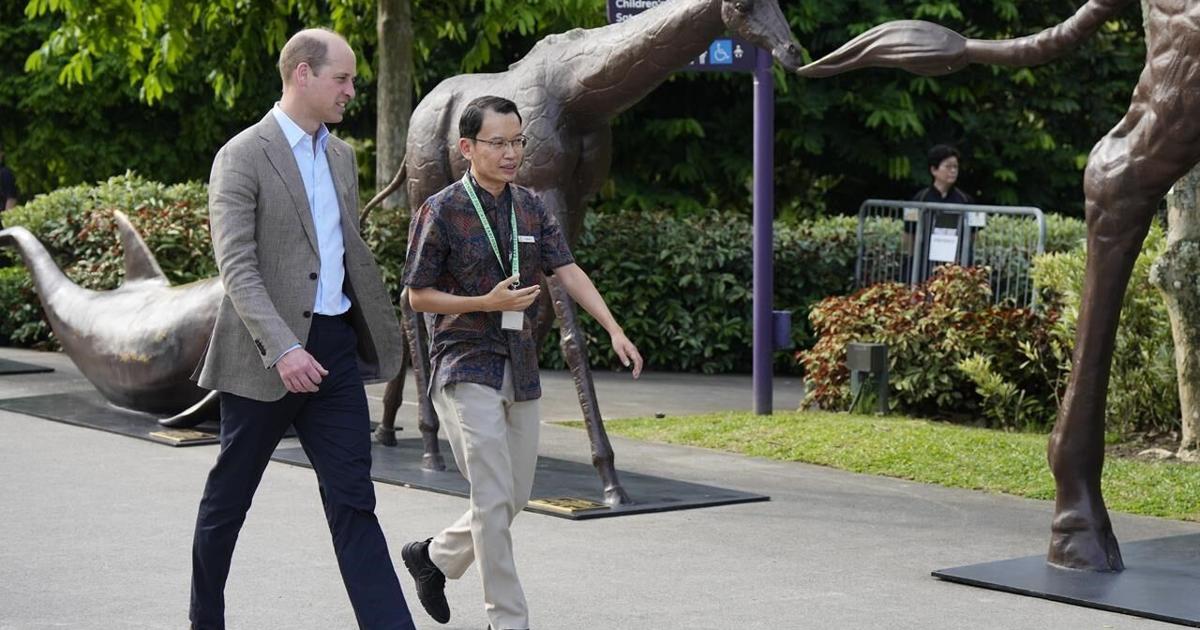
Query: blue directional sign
606 0 759 73
709 39 734 65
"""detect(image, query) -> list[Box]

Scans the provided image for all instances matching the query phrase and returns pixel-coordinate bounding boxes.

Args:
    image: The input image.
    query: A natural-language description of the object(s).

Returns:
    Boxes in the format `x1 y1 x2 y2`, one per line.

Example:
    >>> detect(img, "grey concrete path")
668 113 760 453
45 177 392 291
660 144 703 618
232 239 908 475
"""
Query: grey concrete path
0 346 1195 629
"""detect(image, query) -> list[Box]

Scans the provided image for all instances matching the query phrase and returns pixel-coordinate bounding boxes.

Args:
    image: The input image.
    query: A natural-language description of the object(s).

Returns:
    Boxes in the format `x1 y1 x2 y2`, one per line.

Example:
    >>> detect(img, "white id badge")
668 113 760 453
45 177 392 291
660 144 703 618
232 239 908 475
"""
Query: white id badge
501 310 524 331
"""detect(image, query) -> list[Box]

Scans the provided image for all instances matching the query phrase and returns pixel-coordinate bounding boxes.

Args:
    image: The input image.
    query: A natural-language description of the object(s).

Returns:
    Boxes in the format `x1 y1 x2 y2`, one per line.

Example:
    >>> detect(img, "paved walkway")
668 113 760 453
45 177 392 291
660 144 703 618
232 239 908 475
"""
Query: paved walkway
0 347 1194 629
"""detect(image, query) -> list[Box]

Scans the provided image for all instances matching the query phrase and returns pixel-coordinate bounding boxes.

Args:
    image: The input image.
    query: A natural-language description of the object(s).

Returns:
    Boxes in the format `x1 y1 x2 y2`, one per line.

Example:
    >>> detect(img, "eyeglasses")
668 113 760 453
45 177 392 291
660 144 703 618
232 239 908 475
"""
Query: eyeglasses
470 136 528 151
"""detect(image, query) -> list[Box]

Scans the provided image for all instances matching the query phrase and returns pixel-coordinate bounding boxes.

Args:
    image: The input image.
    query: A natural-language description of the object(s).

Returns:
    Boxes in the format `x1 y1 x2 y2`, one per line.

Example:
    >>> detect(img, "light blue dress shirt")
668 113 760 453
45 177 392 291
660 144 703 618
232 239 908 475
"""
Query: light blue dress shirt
270 105 352 365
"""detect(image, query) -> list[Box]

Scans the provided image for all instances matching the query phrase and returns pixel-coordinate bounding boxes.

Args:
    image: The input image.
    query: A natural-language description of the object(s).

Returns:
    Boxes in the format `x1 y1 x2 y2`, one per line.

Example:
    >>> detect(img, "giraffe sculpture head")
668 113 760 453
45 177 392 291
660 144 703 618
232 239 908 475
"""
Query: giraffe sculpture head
721 0 805 71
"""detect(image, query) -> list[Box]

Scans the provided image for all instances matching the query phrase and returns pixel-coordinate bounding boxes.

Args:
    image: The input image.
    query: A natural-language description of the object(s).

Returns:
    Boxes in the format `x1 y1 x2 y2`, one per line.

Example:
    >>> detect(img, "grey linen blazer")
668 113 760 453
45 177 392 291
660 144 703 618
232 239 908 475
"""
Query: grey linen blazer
192 112 403 401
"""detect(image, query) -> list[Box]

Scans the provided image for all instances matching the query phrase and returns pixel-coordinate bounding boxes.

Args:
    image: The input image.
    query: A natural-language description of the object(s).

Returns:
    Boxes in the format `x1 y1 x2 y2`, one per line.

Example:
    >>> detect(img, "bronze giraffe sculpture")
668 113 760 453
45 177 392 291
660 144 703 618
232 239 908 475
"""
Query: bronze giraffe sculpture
799 0 1184 571
368 0 805 504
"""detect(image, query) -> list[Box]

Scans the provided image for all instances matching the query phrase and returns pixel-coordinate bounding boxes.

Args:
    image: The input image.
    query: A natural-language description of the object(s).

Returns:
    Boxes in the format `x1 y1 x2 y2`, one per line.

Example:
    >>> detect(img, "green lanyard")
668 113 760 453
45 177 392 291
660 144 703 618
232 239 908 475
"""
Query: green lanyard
462 172 520 287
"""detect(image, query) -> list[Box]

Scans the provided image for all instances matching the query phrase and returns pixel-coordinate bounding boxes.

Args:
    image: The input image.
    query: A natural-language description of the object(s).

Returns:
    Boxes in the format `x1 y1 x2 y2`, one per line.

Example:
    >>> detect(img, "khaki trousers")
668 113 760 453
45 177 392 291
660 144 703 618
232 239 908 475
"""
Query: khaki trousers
429 361 540 630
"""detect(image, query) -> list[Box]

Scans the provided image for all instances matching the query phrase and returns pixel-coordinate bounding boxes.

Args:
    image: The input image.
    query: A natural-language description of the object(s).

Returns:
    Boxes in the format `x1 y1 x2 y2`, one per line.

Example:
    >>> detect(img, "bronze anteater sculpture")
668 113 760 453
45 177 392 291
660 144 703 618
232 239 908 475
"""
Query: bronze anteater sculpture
366 0 806 505
799 0 1177 571
0 211 223 427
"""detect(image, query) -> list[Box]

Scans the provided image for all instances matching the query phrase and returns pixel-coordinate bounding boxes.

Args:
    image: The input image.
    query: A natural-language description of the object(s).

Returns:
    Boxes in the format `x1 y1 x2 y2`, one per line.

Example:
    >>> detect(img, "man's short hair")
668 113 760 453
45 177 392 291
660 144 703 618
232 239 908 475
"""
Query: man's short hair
278 29 339 85
459 96 523 139
927 144 960 170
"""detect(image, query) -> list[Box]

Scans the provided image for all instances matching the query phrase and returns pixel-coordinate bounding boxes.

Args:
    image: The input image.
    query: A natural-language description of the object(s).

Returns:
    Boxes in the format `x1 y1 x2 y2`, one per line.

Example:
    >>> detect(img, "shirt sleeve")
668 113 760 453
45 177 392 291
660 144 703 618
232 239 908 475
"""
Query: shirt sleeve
535 196 575 274
402 202 449 289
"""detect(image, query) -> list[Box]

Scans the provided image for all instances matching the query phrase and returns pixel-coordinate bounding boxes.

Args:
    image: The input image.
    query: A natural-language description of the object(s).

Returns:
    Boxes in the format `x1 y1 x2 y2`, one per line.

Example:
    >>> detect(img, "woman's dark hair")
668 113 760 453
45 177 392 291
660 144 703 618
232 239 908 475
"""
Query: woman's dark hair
927 144 960 170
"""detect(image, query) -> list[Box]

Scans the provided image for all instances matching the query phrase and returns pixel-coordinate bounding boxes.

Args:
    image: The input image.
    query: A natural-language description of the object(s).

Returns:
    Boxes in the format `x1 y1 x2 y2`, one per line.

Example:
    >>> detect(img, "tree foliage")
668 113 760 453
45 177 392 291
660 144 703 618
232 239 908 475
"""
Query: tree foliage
4 0 1147 219
601 0 1145 218
4 0 600 196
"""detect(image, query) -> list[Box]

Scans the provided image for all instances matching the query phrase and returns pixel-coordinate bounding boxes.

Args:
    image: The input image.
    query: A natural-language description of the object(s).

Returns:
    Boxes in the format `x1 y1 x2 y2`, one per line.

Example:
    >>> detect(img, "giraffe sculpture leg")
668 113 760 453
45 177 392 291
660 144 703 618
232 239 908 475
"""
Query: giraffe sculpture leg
374 289 445 471
374 369 405 447
545 275 631 505
1047 102 1200 571
404 292 445 471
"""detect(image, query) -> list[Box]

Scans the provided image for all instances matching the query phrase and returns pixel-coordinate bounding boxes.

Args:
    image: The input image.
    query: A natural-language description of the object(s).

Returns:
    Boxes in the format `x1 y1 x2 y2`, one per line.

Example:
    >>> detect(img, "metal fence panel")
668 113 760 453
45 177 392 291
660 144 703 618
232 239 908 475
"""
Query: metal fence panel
855 199 1047 307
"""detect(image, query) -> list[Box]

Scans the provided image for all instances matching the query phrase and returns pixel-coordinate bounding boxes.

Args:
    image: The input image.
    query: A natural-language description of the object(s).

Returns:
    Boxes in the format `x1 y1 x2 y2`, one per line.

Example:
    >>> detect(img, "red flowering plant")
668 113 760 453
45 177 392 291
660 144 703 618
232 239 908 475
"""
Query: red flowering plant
798 265 1065 429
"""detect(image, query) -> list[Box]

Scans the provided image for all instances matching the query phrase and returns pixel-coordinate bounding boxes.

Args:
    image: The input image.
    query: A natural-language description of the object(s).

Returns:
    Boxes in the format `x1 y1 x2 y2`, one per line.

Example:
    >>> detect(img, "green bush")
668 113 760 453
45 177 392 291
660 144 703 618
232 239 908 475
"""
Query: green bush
0 174 864 377
1044 213 1089 254
969 213 1087 256
798 218 1178 437
1031 224 1178 436
361 201 410 312
0 266 45 347
0 172 213 346
798 265 1062 428
539 211 859 374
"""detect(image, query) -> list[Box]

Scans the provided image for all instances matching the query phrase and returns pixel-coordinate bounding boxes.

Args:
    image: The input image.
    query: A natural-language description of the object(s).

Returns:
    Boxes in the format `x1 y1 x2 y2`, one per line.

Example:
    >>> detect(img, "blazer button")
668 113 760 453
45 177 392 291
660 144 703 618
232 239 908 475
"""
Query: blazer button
302 311 312 318
309 272 318 280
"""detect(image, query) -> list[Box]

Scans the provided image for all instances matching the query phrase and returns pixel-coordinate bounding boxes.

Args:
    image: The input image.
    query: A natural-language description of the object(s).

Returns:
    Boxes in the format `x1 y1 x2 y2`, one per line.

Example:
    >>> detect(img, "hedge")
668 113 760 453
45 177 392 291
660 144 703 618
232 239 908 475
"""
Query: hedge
537 210 858 374
0 173 213 347
0 175 868 374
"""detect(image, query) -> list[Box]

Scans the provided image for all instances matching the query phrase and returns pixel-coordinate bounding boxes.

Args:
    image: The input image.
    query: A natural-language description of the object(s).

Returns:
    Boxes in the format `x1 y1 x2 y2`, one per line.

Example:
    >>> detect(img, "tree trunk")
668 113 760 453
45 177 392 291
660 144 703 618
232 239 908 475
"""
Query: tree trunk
376 0 413 211
1143 0 1200 460
1150 173 1200 461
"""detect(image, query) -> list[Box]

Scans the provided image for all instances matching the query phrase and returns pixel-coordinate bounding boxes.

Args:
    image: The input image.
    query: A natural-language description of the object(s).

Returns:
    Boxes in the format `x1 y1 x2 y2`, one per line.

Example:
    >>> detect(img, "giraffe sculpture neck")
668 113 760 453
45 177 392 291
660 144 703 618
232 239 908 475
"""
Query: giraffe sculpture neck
547 0 727 123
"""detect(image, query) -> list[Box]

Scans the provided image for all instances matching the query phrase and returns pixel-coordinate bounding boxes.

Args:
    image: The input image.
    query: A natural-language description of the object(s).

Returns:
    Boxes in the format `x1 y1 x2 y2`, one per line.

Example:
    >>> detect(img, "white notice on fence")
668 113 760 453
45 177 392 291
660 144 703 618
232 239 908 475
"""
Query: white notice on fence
928 227 959 262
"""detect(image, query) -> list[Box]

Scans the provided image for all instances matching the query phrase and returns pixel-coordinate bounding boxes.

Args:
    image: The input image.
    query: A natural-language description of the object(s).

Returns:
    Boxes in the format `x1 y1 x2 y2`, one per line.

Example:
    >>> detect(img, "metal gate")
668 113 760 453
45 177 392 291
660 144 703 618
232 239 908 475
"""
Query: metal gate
855 199 1047 307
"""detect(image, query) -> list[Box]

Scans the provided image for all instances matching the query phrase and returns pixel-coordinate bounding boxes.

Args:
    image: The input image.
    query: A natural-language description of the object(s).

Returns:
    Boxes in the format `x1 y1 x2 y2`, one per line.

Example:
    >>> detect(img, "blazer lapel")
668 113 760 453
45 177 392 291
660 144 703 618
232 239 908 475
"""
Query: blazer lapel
257 113 319 255
325 142 359 235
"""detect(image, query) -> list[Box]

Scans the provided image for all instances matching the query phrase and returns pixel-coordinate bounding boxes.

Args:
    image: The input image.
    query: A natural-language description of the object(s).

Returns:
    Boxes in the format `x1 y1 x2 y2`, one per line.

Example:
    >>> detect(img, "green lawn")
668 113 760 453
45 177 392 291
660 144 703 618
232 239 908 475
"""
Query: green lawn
566 411 1200 521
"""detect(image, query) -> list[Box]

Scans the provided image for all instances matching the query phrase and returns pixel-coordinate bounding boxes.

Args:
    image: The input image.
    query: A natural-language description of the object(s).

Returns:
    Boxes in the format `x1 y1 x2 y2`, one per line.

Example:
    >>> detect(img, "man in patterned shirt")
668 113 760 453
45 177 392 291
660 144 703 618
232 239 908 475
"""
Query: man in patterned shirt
400 95 642 630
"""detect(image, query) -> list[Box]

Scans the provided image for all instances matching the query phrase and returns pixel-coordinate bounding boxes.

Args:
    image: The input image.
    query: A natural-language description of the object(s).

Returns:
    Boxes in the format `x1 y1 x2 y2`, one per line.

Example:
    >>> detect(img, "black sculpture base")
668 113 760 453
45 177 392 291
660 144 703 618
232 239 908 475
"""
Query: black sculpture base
0 358 54 375
0 391 220 446
934 533 1200 627
272 438 769 520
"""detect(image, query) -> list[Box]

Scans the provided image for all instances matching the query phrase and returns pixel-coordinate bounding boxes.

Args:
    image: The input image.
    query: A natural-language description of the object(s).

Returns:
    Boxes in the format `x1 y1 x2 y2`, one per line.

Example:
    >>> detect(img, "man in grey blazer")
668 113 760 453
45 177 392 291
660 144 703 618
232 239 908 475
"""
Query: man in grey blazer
188 28 415 630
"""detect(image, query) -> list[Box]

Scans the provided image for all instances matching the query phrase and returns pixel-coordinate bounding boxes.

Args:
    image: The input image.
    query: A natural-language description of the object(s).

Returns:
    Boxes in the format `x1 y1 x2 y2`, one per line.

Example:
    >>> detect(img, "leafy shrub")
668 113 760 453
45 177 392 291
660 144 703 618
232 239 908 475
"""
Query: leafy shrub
3 175 865 376
1031 224 1178 436
0 172 213 346
798 265 1063 428
539 210 859 373
799 218 1178 436
361 201 410 313
974 213 1087 256
0 266 46 347
1043 213 1089 254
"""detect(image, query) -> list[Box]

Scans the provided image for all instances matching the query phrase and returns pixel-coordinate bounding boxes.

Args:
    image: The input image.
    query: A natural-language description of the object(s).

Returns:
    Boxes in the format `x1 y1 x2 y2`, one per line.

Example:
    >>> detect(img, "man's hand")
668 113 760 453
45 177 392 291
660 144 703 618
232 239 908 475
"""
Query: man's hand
611 331 643 379
485 274 541 312
276 348 329 393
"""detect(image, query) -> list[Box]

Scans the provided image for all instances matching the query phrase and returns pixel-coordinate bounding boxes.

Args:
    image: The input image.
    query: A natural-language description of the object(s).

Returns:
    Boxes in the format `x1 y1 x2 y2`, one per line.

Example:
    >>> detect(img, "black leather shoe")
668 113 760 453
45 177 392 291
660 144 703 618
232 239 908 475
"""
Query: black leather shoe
401 538 450 624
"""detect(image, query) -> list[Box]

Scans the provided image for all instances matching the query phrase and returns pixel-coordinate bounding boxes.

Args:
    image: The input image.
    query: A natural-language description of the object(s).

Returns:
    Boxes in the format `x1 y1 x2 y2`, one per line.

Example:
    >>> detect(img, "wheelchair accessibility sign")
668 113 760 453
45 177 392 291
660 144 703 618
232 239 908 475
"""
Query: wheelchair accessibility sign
692 37 755 71
709 40 734 65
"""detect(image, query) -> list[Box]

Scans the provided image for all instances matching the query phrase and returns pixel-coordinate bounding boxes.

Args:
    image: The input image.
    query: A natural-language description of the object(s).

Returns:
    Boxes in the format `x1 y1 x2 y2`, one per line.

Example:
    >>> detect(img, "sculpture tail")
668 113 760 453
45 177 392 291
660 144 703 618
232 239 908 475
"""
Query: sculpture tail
797 0 1136 78
360 155 407 226
0 225 72 296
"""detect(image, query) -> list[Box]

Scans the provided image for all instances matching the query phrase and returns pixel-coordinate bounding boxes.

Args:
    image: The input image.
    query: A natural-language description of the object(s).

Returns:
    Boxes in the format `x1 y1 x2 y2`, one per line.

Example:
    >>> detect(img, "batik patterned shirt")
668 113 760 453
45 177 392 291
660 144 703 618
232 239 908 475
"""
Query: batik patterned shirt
402 174 574 401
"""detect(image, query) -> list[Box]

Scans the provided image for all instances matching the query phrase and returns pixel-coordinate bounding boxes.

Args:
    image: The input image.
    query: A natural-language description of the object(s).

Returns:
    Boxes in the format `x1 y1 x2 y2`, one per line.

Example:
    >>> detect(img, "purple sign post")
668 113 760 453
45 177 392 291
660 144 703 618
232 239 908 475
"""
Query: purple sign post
751 48 775 415
605 0 778 414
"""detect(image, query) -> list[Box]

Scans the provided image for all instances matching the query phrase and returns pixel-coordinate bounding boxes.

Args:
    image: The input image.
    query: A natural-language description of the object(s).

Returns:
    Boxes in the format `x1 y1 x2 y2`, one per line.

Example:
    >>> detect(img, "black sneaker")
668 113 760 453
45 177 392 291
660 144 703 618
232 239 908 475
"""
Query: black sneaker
401 538 450 624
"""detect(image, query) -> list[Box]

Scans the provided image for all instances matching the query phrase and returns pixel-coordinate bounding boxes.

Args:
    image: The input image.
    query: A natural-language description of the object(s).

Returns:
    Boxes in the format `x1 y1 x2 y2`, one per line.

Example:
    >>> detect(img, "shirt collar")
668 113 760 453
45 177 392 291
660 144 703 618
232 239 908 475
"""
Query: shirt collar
271 104 330 152
465 171 511 209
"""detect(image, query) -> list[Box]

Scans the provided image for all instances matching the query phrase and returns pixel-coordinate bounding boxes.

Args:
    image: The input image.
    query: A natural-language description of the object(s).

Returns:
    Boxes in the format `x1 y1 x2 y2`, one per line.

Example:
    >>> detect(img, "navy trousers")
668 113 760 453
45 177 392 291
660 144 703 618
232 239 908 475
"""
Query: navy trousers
189 314 415 630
